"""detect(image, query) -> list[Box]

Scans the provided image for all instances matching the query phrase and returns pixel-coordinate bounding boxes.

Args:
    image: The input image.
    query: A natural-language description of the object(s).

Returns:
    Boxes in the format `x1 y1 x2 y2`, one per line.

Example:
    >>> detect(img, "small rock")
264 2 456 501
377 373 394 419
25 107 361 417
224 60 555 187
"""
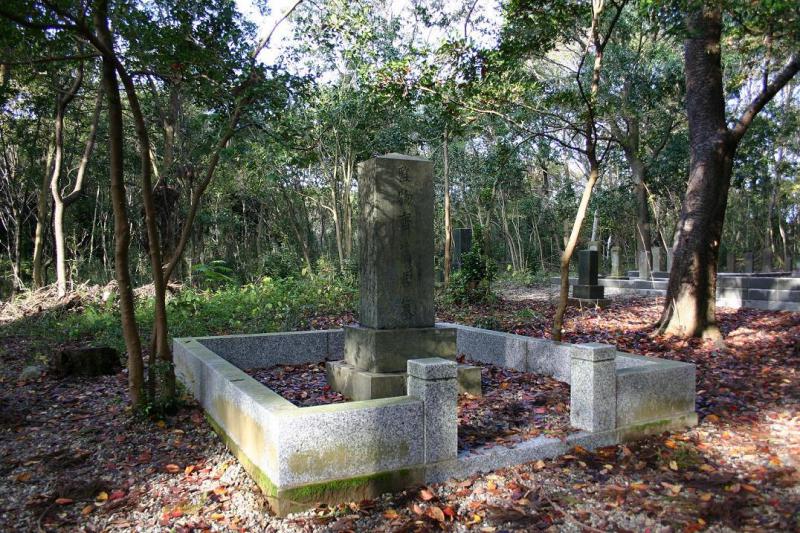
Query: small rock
19 365 43 381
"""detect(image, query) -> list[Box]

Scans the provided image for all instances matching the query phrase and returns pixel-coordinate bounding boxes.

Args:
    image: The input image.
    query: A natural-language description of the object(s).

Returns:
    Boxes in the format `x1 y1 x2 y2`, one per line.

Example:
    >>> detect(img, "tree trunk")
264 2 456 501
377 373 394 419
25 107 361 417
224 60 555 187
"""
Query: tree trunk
443 130 452 286
95 4 144 406
659 6 799 337
32 138 54 288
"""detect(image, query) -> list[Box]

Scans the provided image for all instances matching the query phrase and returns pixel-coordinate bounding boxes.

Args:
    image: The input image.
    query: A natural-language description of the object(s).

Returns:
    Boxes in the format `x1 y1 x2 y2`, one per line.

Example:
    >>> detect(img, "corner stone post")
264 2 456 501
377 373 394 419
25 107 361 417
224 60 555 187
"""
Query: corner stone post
407 358 458 464
570 343 617 432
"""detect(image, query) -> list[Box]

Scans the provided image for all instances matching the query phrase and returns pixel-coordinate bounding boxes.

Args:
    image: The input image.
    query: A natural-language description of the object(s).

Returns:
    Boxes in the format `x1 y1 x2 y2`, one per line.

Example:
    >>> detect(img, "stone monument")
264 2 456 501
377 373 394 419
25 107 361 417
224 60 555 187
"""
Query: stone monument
761 248 772 273
743 251 754 273
726 252 735 272
638 250 652 280
326 154 480 400
452 228 472 270
571 249 610 307
608 245 627 279
652 246 663 273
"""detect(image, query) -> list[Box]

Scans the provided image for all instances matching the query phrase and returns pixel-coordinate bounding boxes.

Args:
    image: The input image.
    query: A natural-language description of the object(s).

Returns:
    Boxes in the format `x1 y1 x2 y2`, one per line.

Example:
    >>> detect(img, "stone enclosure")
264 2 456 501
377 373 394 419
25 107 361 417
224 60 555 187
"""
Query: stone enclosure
174 153 696 516
175 325 696 515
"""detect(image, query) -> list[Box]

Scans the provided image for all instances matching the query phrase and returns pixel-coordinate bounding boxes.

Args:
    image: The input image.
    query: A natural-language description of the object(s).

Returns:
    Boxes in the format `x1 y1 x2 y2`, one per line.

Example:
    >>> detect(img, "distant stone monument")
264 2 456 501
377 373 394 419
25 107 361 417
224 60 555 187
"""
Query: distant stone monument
761 248 773 273
327 154 479 400
452 228 472 270
571 250 610 307
608 245 627 279
743 251 754 273
726 252 735 272
638 250 652 280
652 246 663 272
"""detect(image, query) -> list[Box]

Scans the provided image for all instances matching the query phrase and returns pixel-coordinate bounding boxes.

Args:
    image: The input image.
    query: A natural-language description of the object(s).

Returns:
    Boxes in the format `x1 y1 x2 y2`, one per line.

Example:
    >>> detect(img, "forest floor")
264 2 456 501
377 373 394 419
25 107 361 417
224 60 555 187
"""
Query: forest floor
1 285 799 532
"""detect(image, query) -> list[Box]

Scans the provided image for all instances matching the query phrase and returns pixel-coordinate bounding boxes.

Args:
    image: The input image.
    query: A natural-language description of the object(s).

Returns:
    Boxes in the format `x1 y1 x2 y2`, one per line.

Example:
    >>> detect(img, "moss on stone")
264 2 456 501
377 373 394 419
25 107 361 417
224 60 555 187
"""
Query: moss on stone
204 413 423 516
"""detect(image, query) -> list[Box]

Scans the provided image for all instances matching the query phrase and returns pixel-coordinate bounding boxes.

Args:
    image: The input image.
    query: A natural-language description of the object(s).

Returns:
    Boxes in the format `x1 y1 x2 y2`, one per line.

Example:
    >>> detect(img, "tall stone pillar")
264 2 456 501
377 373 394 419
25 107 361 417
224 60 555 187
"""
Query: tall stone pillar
761 248 773 273
652 246 663 272
638 251 652 280
327 154 479 400
743 252 754 273
609 245 626 279
726 252 735 272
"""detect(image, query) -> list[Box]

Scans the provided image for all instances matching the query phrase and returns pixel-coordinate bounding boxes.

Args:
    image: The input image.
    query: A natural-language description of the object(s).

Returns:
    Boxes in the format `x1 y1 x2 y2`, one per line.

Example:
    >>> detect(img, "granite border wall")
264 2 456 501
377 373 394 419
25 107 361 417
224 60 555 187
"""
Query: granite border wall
175 325 695 515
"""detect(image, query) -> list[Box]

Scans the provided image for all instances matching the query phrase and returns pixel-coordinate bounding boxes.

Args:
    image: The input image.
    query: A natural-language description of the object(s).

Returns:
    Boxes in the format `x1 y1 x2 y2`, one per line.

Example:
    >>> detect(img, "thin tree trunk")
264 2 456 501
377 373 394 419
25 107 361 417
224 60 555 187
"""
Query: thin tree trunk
443 130 452 286
32 138 54 288
96 3 144 406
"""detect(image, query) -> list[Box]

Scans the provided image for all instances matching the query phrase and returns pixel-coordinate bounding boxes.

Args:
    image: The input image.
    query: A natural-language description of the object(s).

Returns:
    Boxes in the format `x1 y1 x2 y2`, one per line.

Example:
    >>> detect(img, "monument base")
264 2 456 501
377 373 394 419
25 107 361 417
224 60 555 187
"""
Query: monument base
343 324 457 373
326 360 482 400
605 275 629 280
568 297 612 309
572 284 605 299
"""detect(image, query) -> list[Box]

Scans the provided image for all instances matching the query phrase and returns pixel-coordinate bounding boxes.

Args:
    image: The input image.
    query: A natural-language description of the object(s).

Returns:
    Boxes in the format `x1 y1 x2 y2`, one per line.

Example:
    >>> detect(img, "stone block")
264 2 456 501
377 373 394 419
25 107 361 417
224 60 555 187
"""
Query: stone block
406 358 458 463
570 344 617 432
457 364 482 396
616 363 695 428
326 360 407 400
358 154 435 329
572 284 605 299
578 250 599 285
344 325 456 373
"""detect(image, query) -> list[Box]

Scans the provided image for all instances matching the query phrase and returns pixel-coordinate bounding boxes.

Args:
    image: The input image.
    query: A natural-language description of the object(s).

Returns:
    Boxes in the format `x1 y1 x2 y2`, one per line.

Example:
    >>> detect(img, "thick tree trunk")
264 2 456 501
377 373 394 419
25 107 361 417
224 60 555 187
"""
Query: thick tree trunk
96 5 144 406
659 6 731 338
659 7 799 337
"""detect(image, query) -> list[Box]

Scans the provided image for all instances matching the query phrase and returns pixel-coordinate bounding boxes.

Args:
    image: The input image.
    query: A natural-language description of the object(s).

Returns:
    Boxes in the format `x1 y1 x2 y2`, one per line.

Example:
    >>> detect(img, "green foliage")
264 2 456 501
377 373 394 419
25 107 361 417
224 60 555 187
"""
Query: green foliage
192 260 237 288
445 226 497 304
2 274 357 353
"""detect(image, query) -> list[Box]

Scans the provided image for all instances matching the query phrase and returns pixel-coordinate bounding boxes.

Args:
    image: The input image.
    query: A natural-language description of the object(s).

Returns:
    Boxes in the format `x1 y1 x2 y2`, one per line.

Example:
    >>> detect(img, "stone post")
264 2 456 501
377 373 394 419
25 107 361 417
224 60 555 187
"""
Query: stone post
666 249 673 272
638 251 651 280
570 343 617 433
761 248 772 273
452 228 472 270
609 245 624 278
726 252 735 272
743 252 754 273
588 241 601 252
407 358 458 464
652 246 663 272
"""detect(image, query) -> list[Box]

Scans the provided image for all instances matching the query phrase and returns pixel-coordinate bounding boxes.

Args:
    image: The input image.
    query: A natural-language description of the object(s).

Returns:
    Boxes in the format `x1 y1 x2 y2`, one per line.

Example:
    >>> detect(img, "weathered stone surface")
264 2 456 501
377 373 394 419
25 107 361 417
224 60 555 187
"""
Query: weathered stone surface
358 153 435 330
570 343 616 432
616 362 695 428
609 245 626 278
18 365 43 381
198 330 340 369
761 248 773 273
743 251 754 273
406 358 458 463
726 252 735 272
638 251 651 280
578 250 599 285
343 325 456 373
572 284 605 299
51 347 121 377
453 228 472 270
651 246 663 272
